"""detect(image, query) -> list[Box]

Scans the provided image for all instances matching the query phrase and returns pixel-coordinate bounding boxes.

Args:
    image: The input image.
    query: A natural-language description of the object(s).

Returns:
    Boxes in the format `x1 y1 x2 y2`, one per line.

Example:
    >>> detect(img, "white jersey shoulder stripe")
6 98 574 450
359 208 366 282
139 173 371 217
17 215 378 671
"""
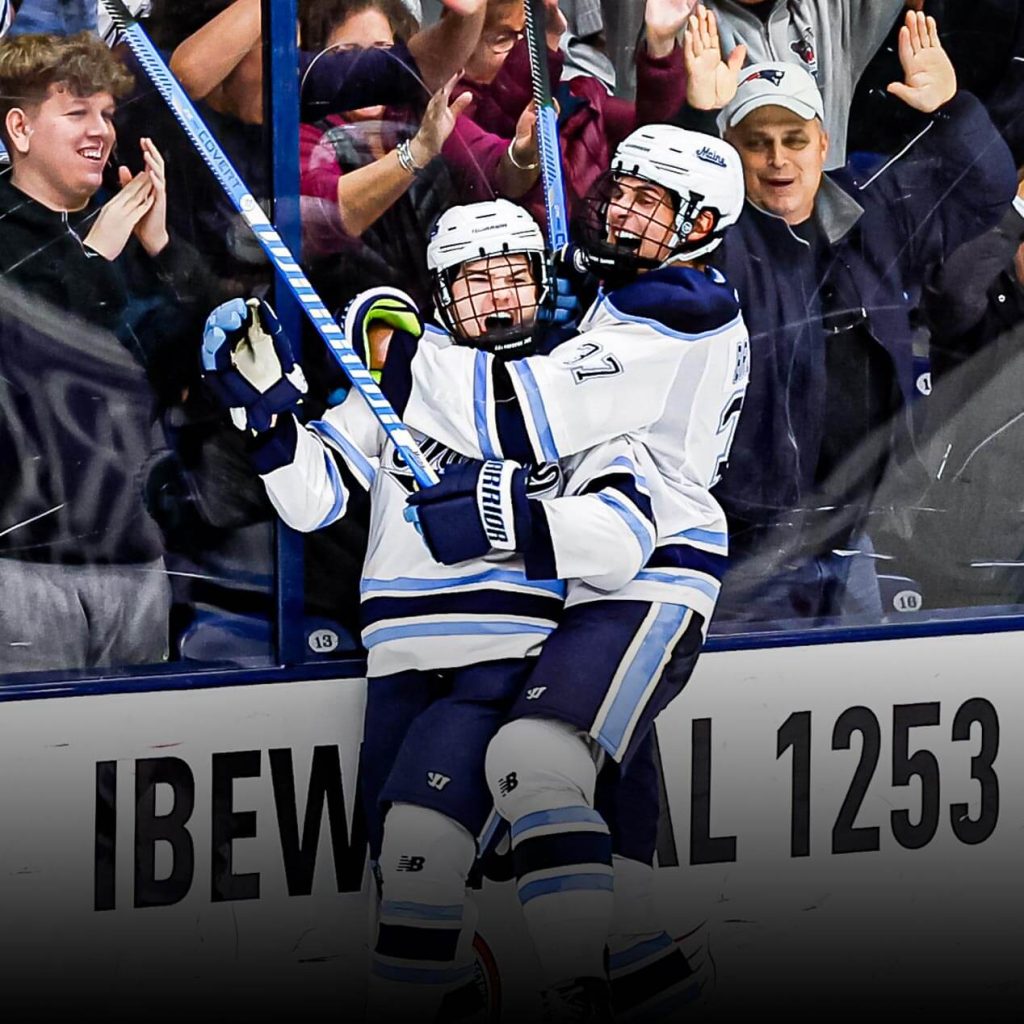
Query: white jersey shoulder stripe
599 296 745 344
363 618 557 648
309 418 377 489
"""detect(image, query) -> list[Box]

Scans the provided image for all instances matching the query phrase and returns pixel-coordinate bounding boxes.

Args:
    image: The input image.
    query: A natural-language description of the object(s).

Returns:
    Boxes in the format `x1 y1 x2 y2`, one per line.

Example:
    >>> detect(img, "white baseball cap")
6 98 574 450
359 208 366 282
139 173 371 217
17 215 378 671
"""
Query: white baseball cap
719 62 825 131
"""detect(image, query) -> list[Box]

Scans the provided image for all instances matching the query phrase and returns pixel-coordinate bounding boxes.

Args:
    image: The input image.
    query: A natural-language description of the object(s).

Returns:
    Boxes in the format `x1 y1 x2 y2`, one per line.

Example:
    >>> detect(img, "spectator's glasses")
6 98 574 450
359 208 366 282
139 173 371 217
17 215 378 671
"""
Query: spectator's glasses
482 30 524 53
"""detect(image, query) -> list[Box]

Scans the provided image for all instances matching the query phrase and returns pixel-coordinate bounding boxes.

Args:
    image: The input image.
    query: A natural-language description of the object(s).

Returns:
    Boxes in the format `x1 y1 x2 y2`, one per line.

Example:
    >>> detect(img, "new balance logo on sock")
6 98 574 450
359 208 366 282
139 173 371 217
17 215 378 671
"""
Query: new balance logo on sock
426 771 451 790
525 686 547 701
498 772 518 796
396 855 425 872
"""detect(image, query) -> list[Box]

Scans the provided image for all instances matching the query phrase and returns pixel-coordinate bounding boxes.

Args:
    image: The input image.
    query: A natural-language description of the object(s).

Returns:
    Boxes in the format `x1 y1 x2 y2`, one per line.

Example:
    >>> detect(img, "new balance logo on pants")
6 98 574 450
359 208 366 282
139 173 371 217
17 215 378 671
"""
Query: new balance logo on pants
498 772 519 797
396 855 425 872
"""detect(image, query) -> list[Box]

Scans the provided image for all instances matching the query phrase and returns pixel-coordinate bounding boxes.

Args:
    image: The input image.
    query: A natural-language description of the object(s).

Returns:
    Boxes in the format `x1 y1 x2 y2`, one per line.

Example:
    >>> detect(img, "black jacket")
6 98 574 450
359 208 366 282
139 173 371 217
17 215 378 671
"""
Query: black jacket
709 92 1017 564
0 174 203 565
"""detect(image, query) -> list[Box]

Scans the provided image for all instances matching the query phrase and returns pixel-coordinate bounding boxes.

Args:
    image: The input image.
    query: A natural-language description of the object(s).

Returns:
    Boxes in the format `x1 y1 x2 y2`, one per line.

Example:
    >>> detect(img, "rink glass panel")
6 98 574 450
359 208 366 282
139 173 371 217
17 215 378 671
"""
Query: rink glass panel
4 3 1024 687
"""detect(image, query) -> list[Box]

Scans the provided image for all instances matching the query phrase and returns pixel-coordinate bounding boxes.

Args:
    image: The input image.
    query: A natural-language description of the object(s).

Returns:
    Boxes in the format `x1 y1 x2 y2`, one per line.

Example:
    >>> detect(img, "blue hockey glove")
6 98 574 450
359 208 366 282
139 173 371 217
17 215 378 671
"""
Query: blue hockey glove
405 459 562 565
538 245 592 327
200 297 308 433
343 286 424 382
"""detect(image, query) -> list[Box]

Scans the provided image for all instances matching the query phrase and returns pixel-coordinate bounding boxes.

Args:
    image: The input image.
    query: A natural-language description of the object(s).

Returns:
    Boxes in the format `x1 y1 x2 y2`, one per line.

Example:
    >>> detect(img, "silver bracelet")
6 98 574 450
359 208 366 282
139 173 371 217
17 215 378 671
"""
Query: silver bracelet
396 139 425 176
506 139 539 171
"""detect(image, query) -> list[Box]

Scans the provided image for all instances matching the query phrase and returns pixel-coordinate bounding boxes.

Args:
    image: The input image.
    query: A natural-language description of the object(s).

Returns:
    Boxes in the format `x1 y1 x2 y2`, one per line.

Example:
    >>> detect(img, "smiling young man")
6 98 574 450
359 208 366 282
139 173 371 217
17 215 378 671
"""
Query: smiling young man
0 32 207 674
0 32 176 322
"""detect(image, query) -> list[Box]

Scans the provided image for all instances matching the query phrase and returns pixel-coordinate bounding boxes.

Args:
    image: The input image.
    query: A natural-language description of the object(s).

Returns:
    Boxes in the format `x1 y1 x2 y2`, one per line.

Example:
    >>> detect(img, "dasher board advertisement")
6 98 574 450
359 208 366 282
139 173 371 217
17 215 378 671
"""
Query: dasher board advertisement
0 630 1020 1021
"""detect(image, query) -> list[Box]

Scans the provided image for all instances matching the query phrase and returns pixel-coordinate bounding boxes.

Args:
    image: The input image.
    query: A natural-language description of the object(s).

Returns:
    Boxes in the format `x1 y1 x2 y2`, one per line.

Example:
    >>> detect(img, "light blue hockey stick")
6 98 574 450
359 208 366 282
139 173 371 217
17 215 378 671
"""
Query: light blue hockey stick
524 0 569 250
100 0 439 487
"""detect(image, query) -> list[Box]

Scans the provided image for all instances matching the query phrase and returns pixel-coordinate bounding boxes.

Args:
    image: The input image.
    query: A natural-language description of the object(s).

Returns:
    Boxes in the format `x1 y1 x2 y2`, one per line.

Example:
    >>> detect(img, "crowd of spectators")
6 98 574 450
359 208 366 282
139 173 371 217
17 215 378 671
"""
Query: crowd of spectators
1 0 1023 678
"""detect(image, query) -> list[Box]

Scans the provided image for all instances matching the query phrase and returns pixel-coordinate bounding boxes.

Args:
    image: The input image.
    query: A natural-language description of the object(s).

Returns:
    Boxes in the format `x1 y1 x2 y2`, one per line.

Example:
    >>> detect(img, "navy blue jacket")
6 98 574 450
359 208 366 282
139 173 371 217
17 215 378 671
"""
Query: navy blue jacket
711 91 1017 561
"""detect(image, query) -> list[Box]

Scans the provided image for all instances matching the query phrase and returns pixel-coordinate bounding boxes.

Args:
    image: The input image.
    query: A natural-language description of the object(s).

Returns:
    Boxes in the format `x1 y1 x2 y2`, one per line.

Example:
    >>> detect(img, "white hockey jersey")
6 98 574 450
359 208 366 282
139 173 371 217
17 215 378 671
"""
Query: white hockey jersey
253 330 656 677
402 265 750 623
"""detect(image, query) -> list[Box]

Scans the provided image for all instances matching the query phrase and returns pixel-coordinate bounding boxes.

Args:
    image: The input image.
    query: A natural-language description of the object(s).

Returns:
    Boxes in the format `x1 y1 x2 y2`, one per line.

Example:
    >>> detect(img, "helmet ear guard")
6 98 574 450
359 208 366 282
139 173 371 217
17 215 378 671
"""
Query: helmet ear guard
580 125 745 282
427 200 549 359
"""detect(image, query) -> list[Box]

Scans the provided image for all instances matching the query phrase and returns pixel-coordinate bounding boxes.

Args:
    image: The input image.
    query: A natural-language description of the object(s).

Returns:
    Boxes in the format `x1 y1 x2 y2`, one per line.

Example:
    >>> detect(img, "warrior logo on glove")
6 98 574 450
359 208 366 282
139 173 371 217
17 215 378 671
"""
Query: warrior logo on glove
200 297 308 433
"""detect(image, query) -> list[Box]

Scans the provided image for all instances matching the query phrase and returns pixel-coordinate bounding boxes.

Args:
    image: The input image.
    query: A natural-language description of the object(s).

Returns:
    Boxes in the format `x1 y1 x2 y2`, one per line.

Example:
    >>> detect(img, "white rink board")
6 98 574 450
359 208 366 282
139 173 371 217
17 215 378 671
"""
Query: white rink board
1 629 1022 1019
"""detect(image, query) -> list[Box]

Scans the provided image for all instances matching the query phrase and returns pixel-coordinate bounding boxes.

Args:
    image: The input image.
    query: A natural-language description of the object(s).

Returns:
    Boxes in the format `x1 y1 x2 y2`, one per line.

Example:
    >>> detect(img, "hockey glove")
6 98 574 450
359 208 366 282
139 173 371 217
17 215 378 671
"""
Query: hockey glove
343 286 424 382
200 297 308 433
405 459 562 565
537 245 592 327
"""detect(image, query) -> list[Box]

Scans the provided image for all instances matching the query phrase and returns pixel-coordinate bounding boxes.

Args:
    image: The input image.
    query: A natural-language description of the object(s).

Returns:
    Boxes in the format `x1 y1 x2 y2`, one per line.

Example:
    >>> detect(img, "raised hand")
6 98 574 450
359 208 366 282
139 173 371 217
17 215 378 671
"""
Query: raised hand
645 0 698 59
83 170 155 261
200 298 308 433
684 4 747 111
121 137 169 257
511 103 539 171
886 10 956 114
544 0 569 52
410 74 474 166
441 0 486 14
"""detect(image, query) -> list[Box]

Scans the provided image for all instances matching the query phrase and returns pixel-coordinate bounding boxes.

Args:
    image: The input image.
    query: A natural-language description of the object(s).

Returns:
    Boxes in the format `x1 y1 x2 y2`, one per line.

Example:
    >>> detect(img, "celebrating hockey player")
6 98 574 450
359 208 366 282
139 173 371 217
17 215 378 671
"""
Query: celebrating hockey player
198 198 659 1023
396 124 749 1020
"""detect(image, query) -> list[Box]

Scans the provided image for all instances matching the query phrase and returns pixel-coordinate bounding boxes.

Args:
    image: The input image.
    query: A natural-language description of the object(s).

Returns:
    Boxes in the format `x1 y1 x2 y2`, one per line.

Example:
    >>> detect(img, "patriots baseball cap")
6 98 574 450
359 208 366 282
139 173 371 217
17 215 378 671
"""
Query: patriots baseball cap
719 62 825 130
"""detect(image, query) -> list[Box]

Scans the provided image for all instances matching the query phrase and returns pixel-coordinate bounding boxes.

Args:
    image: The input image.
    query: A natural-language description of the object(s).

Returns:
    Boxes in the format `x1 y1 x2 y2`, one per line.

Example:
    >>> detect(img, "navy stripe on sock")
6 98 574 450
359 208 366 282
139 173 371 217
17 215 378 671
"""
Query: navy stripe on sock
362 588 563 628
514 831 613 879
376 922 461 963
611 946 695 1013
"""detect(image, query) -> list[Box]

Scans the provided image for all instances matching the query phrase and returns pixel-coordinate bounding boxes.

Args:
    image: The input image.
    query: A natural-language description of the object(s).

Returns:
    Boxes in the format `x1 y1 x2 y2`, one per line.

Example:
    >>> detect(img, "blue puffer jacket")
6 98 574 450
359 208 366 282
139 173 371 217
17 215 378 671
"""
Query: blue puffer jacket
711 91 1017 562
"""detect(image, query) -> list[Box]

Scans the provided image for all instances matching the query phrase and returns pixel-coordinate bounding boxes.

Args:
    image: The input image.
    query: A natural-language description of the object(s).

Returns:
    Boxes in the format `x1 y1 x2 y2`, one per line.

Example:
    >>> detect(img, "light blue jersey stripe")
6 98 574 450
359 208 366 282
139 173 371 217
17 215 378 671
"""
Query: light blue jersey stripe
518 873 614 905
635 571 720 601
314 450 347 529
309 418 376 487
380 900 463 922
602 298 744 343
608 455 649 490
608 932 674 971
598 493 654 563
512 361 560 462
364 620 555 648
511 806 607 842
473 350 499 459
371 961 475 985
597 605 692 755
361 570 564 597
671 527 728 550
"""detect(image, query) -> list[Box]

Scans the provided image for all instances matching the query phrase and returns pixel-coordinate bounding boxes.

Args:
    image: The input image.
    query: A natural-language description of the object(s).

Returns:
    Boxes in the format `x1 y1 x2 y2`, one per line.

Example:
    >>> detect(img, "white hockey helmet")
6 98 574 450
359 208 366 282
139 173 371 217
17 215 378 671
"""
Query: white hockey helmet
427 199 549 356
594 124 745 268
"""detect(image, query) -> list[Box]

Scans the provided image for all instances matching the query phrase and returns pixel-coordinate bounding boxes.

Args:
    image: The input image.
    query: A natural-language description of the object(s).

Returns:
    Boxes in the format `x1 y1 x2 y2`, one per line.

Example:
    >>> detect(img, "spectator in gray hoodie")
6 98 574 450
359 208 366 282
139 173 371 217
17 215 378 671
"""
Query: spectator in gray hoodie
692 0 910 167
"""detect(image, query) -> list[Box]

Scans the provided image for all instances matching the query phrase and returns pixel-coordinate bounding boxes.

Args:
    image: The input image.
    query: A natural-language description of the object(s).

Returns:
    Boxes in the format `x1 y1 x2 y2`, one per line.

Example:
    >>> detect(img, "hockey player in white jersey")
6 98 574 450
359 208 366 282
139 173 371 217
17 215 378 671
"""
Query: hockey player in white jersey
198 198 658 1023
399 125 750 1020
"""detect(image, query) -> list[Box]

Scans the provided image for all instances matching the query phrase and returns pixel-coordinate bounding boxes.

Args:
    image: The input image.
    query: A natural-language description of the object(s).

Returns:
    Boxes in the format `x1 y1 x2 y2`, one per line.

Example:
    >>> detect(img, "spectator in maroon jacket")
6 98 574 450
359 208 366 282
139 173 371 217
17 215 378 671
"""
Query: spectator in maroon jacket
299 0 541 293
457 0 692 227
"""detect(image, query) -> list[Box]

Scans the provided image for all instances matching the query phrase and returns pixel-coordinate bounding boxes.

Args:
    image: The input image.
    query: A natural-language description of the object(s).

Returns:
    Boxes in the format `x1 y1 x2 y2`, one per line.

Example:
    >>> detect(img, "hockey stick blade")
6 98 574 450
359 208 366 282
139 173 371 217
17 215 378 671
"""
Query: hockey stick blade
523 0 569 250
100 0 439 487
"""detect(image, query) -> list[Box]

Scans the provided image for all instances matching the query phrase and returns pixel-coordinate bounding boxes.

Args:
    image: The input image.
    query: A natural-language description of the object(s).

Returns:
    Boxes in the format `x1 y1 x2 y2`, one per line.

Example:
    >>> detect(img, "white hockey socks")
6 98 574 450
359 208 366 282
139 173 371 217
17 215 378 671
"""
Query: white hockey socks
368 803 477 1023
607 856 703 1020
486 718 614 988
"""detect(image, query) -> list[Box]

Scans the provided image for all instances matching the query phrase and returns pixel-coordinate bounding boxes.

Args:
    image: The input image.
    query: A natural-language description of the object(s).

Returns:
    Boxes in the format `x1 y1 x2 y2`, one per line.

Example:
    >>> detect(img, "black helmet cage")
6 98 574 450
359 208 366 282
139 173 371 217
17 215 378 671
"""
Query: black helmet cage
432 246 549 359
578 168 723 286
